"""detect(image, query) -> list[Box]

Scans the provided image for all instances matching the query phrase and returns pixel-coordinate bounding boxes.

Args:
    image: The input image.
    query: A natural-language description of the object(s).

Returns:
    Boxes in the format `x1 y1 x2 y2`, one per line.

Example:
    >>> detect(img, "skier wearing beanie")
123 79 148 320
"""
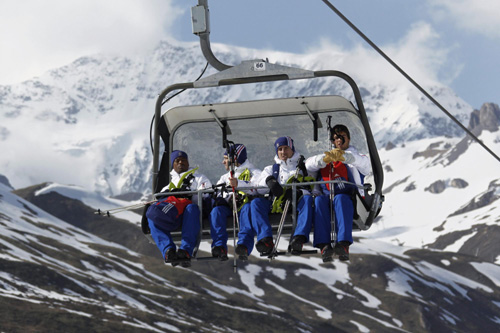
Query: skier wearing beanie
210 144 271 261
306 124 371 262
146 150 212 267
254 136 315 256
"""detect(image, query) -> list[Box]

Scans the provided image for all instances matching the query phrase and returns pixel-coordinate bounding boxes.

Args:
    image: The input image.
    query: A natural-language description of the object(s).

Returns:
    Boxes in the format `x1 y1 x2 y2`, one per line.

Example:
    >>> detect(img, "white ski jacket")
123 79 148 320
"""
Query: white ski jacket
258 151 310 195
215 160 265 199
163 167 212 203
306 146 371 196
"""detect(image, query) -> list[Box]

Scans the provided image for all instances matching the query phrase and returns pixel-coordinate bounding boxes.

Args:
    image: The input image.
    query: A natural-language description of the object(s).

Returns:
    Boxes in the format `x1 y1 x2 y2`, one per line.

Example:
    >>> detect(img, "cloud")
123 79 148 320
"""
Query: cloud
302 22 458 89
0 0 183 85
429 0 500 39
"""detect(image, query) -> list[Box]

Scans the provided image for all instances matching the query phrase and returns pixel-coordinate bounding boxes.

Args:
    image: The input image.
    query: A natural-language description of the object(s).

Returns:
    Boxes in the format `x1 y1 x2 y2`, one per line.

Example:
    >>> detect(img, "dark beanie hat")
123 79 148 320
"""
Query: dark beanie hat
170 150 188 168
274 136 295 155
225 144 247 165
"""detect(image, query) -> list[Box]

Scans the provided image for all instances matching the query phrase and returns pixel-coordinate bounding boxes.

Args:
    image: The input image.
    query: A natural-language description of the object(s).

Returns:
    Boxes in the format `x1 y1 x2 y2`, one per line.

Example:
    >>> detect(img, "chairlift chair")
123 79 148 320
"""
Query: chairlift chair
149 60 384 253
145 0 383 258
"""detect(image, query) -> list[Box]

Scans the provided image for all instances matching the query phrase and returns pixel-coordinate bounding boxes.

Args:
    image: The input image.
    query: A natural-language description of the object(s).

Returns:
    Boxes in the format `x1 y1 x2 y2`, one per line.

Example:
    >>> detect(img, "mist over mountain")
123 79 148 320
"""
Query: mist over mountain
0 40 472 196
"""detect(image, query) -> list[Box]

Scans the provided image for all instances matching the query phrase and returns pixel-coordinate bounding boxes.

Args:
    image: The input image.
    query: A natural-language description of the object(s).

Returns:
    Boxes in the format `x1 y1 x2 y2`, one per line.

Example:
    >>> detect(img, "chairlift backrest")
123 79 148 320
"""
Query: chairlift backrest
152 61 384 232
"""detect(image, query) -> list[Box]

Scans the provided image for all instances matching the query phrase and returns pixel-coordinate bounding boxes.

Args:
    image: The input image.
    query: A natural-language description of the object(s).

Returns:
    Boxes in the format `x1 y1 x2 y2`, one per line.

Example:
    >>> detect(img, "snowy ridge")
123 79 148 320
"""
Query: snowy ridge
2 182 500 331
0 40 471 195
368 128 500 261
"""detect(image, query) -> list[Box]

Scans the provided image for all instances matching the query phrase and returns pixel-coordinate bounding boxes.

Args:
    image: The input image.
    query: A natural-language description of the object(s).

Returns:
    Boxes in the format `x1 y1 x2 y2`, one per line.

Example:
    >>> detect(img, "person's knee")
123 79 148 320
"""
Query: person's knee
301 195 313 205
334 194 351 205
185 203 200 214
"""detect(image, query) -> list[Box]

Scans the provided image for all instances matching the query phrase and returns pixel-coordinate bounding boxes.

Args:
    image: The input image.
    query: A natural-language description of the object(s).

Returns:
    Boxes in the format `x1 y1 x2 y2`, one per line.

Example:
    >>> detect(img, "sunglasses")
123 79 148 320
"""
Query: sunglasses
332 134 348 141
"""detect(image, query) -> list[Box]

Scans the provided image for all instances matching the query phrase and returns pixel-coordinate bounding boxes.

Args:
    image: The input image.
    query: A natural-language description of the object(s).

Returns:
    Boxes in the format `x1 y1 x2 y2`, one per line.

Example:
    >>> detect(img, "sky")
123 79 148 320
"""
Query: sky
0 0 499 109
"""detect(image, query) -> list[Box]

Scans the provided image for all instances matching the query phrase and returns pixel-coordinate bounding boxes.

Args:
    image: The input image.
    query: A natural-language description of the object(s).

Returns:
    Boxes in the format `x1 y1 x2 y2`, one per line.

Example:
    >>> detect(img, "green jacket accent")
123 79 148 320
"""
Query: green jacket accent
168 167 199 190
234 168 251 211
271 174 315 214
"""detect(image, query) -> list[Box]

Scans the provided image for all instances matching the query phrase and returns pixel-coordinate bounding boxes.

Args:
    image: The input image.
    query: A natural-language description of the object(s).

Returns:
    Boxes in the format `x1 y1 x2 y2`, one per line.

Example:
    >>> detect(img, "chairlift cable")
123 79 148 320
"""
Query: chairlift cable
320 0 500 164
149 62 210 154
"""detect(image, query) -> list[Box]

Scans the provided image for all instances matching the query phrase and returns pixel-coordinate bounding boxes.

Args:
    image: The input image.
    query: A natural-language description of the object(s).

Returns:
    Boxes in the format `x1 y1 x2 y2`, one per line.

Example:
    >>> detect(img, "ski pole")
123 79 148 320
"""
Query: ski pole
226 141 240 272
329 164 336 246
269 198 290 260
327 116 336 247
269 157 303 259
95 200 157 216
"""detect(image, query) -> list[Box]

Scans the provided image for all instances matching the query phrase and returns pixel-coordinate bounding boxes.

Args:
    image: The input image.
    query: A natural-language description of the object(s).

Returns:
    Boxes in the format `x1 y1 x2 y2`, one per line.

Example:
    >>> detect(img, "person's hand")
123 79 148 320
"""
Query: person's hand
323 148 345 163
322 151 335 163
214 197 229 207
266 176 284 197
228 176 238 189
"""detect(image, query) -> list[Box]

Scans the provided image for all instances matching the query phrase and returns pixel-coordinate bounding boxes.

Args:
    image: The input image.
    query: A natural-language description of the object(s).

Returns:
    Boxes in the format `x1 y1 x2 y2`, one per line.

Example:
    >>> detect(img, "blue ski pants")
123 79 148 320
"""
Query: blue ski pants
314 194 354 246
148 203 200 258
292 194 313 242
209 203 252 250
237 197 273 254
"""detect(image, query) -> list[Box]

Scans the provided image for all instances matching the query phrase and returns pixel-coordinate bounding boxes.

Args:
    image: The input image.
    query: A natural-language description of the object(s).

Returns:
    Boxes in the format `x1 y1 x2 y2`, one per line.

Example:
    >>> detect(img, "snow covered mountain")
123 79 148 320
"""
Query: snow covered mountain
0 40 472 196
2 181 500 332
1 39 500 331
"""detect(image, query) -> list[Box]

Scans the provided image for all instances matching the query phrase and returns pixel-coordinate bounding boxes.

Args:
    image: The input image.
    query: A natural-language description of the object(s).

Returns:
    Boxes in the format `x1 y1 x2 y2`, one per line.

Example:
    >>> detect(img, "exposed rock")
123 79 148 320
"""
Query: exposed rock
412 141 447 159
460 224 500 262
427 229 472 250
412 149 441 159
425 180 446 194
403 182 416 192
450 178 468 189
429 224 500 263
433 220 447 232
384 165 393 172
446 135 470 165
447 103 500 165
428 141 442 149
449 187 499 217
385 141 396 150
469 103 500 135
0 174 13 190
384 176 409 193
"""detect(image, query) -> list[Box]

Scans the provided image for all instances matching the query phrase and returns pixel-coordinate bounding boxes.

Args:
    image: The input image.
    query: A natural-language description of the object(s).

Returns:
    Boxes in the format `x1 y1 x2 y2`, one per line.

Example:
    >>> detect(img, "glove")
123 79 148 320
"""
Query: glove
266 175 284 197
322 151 335 164
283 188 292 202
214 197 229 207
297 155 308 177
323 148 346 163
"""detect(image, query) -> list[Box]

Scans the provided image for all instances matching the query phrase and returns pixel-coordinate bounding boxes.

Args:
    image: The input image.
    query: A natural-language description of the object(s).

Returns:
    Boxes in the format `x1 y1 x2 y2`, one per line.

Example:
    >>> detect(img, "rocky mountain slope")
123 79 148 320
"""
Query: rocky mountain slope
2 181 500 332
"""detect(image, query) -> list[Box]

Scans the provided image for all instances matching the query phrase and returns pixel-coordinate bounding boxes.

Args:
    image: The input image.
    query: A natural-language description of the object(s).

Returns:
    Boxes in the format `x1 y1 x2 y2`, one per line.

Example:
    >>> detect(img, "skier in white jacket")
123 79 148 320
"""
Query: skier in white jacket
209 144 269 261
256 136 314 256
148 150 212 267
306 124 371 262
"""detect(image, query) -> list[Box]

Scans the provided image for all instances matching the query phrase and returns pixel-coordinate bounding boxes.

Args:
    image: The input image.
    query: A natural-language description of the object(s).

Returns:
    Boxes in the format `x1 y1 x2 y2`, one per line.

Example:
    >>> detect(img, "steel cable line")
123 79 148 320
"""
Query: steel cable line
321 0 500 163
